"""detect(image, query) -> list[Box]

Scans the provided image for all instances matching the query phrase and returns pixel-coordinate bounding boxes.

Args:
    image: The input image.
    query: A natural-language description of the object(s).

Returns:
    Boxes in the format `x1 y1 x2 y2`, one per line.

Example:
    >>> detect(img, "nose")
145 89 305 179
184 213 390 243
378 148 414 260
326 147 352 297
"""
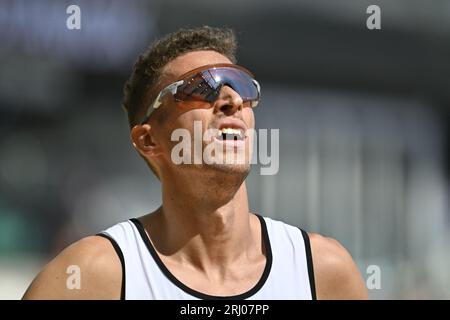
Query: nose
214 85 243 116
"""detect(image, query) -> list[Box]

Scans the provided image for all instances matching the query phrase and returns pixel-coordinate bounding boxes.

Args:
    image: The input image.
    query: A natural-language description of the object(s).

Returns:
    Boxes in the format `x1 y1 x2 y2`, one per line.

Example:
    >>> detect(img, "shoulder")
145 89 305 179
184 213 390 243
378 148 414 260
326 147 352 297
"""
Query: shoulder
308 233 368 300
23 235 122 300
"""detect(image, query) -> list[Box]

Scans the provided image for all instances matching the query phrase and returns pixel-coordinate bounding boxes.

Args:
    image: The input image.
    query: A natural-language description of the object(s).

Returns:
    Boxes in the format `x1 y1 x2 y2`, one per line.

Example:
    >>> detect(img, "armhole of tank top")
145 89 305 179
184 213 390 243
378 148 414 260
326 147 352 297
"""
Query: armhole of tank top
298 228 317 300
96 233 126 300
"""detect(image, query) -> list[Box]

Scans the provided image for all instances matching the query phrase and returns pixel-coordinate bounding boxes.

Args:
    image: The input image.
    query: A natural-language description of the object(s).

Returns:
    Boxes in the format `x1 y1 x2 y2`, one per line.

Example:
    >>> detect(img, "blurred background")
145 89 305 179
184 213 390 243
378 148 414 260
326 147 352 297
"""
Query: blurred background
1 0 449 299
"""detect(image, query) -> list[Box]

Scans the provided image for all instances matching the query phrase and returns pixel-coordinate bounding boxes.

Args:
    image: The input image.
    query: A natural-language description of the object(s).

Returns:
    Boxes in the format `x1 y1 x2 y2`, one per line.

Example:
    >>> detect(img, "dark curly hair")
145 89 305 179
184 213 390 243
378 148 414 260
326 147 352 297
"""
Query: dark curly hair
122 26 238 128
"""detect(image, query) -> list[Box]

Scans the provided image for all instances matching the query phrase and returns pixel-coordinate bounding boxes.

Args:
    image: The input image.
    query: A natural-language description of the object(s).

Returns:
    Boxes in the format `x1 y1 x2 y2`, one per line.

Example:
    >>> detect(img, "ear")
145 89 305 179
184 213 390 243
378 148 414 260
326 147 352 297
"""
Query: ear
130 124 162 157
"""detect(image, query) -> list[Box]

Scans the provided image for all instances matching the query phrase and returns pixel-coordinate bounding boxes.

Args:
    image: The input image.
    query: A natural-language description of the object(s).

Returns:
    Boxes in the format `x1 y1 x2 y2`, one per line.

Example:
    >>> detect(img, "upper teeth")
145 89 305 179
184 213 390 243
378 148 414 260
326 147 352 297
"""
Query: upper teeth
218 128 244 139
221 128 242 135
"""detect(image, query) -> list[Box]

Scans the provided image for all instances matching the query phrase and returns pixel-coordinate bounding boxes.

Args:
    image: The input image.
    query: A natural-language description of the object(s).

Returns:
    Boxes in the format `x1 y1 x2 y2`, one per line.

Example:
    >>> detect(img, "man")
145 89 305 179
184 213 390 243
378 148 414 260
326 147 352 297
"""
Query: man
23 26 368 300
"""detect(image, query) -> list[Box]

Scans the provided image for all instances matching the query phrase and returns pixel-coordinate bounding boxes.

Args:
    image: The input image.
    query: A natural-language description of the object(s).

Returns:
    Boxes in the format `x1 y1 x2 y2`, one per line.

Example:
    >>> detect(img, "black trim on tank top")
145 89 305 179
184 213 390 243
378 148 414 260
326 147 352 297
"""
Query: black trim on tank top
130 214 272 300
96 233 126 300
299 228 317 300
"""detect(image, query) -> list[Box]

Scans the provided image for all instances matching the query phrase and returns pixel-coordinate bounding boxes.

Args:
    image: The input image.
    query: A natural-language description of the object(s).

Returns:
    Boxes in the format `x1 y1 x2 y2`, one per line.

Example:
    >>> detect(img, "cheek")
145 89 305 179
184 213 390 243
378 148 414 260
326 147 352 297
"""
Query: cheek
174 109 210 132
159 109 211 154
154 127 173 155
243 108 255 129
157 105 209 137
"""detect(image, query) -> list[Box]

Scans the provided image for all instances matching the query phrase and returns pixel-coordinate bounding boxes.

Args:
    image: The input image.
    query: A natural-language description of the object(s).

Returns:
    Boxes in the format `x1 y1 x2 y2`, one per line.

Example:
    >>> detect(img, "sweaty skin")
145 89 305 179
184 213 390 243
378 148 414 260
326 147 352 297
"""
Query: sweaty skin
23 50 368 300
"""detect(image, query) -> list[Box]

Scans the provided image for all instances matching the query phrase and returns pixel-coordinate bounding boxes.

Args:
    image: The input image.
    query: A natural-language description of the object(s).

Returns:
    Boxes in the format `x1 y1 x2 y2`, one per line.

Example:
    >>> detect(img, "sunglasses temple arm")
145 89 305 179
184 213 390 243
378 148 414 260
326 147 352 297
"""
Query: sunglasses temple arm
251 79 261 108
140 80 184 124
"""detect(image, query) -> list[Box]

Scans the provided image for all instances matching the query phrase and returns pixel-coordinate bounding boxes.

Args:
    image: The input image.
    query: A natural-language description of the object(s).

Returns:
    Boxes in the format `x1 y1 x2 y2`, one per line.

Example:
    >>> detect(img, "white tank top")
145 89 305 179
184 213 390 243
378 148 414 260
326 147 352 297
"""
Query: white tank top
98 214 316 300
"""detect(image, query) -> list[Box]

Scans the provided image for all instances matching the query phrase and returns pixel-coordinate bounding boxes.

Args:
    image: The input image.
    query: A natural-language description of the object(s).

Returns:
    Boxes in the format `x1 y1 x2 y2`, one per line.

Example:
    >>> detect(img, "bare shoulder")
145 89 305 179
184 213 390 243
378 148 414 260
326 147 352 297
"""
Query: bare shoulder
308 233 368 300
22 235 122 300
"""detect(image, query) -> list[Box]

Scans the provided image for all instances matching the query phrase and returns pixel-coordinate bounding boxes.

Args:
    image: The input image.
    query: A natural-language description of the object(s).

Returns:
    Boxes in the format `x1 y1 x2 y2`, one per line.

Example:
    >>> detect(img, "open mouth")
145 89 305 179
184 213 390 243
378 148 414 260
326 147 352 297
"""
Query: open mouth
216 127 245 141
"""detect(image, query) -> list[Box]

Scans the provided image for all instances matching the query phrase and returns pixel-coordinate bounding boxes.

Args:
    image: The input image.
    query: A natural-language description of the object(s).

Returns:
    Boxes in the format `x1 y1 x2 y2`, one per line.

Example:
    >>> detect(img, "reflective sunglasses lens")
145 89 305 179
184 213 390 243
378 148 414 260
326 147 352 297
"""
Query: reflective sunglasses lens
208 68 259 102
174 67 259 104
174 72 220 102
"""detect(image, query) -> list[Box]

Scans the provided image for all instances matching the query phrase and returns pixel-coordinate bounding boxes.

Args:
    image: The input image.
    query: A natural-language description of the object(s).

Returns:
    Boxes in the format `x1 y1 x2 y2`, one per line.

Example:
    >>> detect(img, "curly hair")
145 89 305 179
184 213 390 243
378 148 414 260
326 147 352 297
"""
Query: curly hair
122 26 238 128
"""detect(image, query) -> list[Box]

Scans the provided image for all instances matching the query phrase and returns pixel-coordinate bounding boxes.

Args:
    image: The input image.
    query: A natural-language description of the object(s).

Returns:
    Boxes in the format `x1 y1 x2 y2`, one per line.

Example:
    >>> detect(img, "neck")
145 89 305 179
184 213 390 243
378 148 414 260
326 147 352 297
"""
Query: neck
150 170 258 273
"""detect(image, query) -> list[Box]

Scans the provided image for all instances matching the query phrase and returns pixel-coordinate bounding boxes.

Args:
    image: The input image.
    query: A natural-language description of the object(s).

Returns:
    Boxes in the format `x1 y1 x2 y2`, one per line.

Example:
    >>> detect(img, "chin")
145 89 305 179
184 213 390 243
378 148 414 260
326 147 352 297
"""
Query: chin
206 162 251 175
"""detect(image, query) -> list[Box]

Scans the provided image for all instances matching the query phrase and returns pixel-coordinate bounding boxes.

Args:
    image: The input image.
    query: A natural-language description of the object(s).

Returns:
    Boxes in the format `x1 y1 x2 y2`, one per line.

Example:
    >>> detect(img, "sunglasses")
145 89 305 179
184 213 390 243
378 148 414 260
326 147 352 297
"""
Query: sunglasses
140 63 261 124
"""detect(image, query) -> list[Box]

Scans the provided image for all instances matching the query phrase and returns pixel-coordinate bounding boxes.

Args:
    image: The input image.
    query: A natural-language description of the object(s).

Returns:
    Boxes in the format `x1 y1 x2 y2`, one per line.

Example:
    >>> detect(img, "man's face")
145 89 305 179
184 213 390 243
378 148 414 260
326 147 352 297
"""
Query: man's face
141 50 256 179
